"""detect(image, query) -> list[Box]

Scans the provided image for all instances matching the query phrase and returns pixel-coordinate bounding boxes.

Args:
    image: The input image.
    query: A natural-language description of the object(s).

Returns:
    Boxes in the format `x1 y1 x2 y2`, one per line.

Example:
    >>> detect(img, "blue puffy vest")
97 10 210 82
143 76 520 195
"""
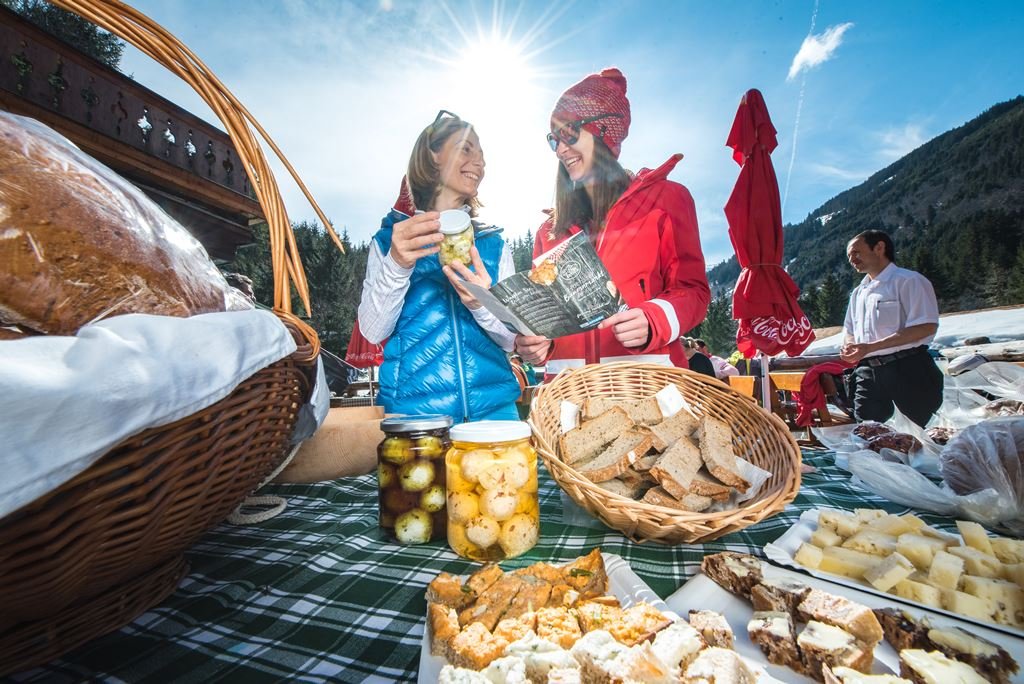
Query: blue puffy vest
372 210 520 422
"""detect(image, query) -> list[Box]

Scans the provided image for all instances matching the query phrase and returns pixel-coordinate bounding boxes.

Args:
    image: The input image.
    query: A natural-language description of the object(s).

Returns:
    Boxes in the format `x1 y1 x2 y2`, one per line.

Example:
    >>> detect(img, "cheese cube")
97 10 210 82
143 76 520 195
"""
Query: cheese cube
891 578 942 608
1003 562 1024 588
897 533 950 570
961 575 1024 625
991 537 1024 564
946 546 1002 578
842 530 898 557
866 514 922 537
854 508 887 523
956 521 995 556
796 543 824 569
942 589 996 623
819 510 861 538
928 551 965 591
811 527 844 548
919 525 960 545
863 552 915 591
819 546 879 580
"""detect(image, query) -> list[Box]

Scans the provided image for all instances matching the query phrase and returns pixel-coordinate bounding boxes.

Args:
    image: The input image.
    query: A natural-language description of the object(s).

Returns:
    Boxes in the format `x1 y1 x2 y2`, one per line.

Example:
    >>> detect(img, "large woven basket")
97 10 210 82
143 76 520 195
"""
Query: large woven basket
530 362 801 545
0 0 344 674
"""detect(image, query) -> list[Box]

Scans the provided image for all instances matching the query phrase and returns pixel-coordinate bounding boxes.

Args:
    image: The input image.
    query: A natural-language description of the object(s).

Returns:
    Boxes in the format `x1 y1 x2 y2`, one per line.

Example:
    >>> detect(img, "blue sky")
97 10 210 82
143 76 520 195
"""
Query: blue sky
121 0 1024 268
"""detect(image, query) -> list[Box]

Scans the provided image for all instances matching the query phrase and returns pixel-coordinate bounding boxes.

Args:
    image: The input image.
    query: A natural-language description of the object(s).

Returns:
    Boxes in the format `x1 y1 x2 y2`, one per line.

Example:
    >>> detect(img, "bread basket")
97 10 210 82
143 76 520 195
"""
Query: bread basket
529 362 801 545
0 0 344 673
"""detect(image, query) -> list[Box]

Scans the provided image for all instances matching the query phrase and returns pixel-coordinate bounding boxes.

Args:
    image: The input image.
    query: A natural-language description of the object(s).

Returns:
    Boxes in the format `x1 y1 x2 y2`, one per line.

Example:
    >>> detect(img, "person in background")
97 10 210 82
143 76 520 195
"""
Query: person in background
681 337 716 378
840 229 943 428
514 68 710 377
357 111 520 422
695 339 739 379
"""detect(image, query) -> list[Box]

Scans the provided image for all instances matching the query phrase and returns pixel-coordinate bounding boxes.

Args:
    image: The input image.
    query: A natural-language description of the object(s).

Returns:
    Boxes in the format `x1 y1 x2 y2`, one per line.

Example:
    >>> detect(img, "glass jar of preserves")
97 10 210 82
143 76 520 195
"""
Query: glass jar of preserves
446 421 539 561
438 209 474 266
378 414 452 545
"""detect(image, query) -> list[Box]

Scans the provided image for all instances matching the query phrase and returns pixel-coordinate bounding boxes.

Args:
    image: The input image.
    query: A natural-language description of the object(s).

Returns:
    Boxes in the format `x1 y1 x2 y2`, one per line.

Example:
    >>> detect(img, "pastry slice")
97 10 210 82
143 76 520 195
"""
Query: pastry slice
748 610 804 673
701 552 764 599
688 609 734 649
899 649 987 684
798 621 874 681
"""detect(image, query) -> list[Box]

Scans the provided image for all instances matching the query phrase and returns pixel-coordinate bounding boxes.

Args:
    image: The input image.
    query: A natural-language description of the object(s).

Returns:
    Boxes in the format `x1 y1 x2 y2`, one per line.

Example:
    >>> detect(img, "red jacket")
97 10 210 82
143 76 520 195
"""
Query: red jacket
534 155 710 378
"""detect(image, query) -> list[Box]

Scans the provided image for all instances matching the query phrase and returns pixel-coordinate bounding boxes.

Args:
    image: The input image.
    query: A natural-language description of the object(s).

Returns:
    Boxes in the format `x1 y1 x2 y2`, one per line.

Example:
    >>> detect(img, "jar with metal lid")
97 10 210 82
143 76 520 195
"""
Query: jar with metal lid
378 414 452 545
438 209 474 266
445 420 539 561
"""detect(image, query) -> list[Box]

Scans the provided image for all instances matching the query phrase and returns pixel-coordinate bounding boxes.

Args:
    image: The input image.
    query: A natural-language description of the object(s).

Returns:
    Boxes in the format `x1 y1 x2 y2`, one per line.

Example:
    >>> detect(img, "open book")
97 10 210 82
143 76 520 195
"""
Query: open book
464 232 626 338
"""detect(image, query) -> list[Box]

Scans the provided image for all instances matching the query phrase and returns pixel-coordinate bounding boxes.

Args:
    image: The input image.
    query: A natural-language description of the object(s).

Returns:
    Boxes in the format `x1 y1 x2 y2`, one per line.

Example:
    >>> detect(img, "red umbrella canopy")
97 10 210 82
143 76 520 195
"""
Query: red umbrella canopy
344 319 384 369
725 89 814 358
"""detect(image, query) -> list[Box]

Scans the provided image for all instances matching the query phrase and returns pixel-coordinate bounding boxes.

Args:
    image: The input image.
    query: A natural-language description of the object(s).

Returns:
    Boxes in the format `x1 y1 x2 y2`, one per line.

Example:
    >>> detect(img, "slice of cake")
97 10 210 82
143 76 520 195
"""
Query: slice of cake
559 548 608 599
683 647 756 684
750 577 811 617
747 610 804 673
651 619 705 672
427 603 461 658
899 649 987 684
687 609 734 649
797 589 884 645
701 552 764 599
505 632 580 682
606 602 673 646
927 625 1019 684
447 622 511 671
574 599 625 635
797 621 874 682
822 665 912 683
872 608 930 652
535 606 582 650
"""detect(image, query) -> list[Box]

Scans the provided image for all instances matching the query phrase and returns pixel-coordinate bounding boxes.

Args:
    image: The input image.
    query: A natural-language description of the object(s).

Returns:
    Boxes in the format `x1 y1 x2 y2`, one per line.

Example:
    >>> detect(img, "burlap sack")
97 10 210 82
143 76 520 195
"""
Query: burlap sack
274 406 384 483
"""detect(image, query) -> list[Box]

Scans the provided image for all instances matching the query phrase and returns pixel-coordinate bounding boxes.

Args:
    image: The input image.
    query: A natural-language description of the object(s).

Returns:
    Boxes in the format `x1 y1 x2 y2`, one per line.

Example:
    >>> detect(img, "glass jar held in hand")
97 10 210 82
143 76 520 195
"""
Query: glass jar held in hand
377 414 453 544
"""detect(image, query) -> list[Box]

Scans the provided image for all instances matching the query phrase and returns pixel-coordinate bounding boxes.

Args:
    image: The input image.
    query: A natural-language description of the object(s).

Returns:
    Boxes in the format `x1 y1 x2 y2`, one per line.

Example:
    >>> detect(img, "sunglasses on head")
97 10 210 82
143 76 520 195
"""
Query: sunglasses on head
546 113 624 151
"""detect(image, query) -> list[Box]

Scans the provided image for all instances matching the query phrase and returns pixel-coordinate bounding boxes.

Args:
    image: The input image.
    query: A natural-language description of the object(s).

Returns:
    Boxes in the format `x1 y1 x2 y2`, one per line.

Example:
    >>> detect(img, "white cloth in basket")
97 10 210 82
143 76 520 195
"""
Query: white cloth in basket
0 310 297 519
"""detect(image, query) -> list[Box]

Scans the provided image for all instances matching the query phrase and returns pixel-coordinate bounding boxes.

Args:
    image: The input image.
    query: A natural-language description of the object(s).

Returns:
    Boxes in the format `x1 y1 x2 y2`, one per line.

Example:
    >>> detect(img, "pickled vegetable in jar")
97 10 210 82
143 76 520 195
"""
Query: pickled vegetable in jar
446 420 539 561
378 414 452 545
438 209 474 266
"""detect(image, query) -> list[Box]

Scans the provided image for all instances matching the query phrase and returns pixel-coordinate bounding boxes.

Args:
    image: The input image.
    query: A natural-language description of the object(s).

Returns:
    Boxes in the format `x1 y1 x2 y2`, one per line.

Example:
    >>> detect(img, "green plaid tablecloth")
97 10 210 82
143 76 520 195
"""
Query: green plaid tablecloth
15 449 957 683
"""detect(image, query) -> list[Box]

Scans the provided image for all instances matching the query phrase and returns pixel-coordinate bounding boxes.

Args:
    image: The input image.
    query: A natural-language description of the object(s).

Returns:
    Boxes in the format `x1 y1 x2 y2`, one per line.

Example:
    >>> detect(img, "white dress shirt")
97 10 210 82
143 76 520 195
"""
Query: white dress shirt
843 262 939 359
357 240 518 352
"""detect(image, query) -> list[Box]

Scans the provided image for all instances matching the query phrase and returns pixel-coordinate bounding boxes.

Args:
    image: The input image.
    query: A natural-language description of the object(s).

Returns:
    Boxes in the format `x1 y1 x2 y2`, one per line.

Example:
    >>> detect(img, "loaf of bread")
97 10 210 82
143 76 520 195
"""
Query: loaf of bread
0 112 242 335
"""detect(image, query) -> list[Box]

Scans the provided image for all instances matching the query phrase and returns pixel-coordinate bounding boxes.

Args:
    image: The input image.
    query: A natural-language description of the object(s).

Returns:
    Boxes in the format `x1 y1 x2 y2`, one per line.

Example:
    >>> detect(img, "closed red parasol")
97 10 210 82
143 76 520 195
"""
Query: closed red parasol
725 89 814 361
344 319 383 369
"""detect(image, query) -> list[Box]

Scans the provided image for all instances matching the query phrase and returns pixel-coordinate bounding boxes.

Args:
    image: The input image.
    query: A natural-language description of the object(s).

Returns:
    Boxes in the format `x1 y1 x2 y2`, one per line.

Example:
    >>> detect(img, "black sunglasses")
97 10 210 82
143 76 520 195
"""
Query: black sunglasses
546 113 624 151
434 109 461 125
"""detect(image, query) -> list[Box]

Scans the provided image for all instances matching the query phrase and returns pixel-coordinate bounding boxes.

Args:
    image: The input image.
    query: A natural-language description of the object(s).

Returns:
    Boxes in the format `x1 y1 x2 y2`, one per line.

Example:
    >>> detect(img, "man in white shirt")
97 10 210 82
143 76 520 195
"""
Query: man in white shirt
840 230 943 428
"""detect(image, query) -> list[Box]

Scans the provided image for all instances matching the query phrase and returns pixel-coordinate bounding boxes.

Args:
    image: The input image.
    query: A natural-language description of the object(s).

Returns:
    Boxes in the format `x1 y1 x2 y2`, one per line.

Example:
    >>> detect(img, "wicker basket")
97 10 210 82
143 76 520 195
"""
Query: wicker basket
529 362 801 545
0 0 343 674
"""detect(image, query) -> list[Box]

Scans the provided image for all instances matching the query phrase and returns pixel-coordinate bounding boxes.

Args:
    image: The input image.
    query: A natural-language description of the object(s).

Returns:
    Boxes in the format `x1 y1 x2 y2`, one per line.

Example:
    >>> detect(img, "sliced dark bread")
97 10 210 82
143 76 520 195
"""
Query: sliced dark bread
582 396 663 425
558 406 633 465
641 486 712 512
598 476 648 500
577 430 653 482
698 416 750 493
649 436 702 496
646 409 700 451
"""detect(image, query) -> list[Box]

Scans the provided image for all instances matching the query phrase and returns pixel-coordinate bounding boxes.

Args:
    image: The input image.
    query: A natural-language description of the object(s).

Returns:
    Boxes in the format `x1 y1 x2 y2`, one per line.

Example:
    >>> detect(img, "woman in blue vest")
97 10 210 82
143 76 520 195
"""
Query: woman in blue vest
357 111 520 422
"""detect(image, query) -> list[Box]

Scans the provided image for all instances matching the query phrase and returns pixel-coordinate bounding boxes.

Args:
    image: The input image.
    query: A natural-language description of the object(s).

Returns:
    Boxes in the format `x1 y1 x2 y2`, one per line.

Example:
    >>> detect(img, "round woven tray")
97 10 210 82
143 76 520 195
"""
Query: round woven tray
529 362 801 545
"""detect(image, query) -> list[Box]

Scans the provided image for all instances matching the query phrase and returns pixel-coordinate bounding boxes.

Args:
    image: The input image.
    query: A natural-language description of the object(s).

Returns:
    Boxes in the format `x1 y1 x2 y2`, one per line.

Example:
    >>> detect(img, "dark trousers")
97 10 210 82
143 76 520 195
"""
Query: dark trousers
851 347 944 428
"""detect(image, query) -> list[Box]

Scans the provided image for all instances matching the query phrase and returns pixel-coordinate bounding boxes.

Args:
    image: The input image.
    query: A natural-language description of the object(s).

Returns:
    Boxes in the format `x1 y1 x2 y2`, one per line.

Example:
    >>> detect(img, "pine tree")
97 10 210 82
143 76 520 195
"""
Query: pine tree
691 293 737 358
2 0 125 69
814 273 847 327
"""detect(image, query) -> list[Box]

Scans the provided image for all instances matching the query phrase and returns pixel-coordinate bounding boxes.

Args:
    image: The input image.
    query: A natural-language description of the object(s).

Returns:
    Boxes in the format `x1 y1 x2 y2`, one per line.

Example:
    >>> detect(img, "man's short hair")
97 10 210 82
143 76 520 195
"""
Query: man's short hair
695 339 708 350
852 230 895 262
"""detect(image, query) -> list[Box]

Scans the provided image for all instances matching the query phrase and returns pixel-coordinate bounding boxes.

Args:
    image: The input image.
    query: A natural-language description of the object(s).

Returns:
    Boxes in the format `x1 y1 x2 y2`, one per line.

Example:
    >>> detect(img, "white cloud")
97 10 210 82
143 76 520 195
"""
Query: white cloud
787 22 854 81
807 162 872 183
877 122 928 161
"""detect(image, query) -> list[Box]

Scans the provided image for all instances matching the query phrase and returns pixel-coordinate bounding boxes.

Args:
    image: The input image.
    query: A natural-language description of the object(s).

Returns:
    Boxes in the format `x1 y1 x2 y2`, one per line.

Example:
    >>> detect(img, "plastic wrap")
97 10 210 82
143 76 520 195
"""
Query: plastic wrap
0 111 249 335
848 417 1024 534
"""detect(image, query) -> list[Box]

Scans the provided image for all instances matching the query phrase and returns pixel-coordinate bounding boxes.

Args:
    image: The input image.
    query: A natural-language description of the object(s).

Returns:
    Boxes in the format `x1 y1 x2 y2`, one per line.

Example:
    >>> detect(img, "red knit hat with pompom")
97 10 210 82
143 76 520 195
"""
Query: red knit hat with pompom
550 67 631 158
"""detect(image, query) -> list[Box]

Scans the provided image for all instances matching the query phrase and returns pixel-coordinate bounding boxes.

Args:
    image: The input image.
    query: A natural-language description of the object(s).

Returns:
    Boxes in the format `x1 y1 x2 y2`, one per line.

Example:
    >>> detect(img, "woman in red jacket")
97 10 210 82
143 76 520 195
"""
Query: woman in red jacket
514 68 710 378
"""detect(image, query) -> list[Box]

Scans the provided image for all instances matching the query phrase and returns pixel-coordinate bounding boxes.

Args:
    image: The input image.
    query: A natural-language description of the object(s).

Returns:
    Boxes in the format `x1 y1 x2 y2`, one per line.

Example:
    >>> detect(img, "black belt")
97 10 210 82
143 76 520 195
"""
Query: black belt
859 345 928 368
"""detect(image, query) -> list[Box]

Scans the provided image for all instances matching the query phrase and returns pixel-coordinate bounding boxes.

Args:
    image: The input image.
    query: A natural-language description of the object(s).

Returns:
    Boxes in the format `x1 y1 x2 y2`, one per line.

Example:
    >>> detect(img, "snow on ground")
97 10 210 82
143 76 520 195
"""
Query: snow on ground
803 306 1024 355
